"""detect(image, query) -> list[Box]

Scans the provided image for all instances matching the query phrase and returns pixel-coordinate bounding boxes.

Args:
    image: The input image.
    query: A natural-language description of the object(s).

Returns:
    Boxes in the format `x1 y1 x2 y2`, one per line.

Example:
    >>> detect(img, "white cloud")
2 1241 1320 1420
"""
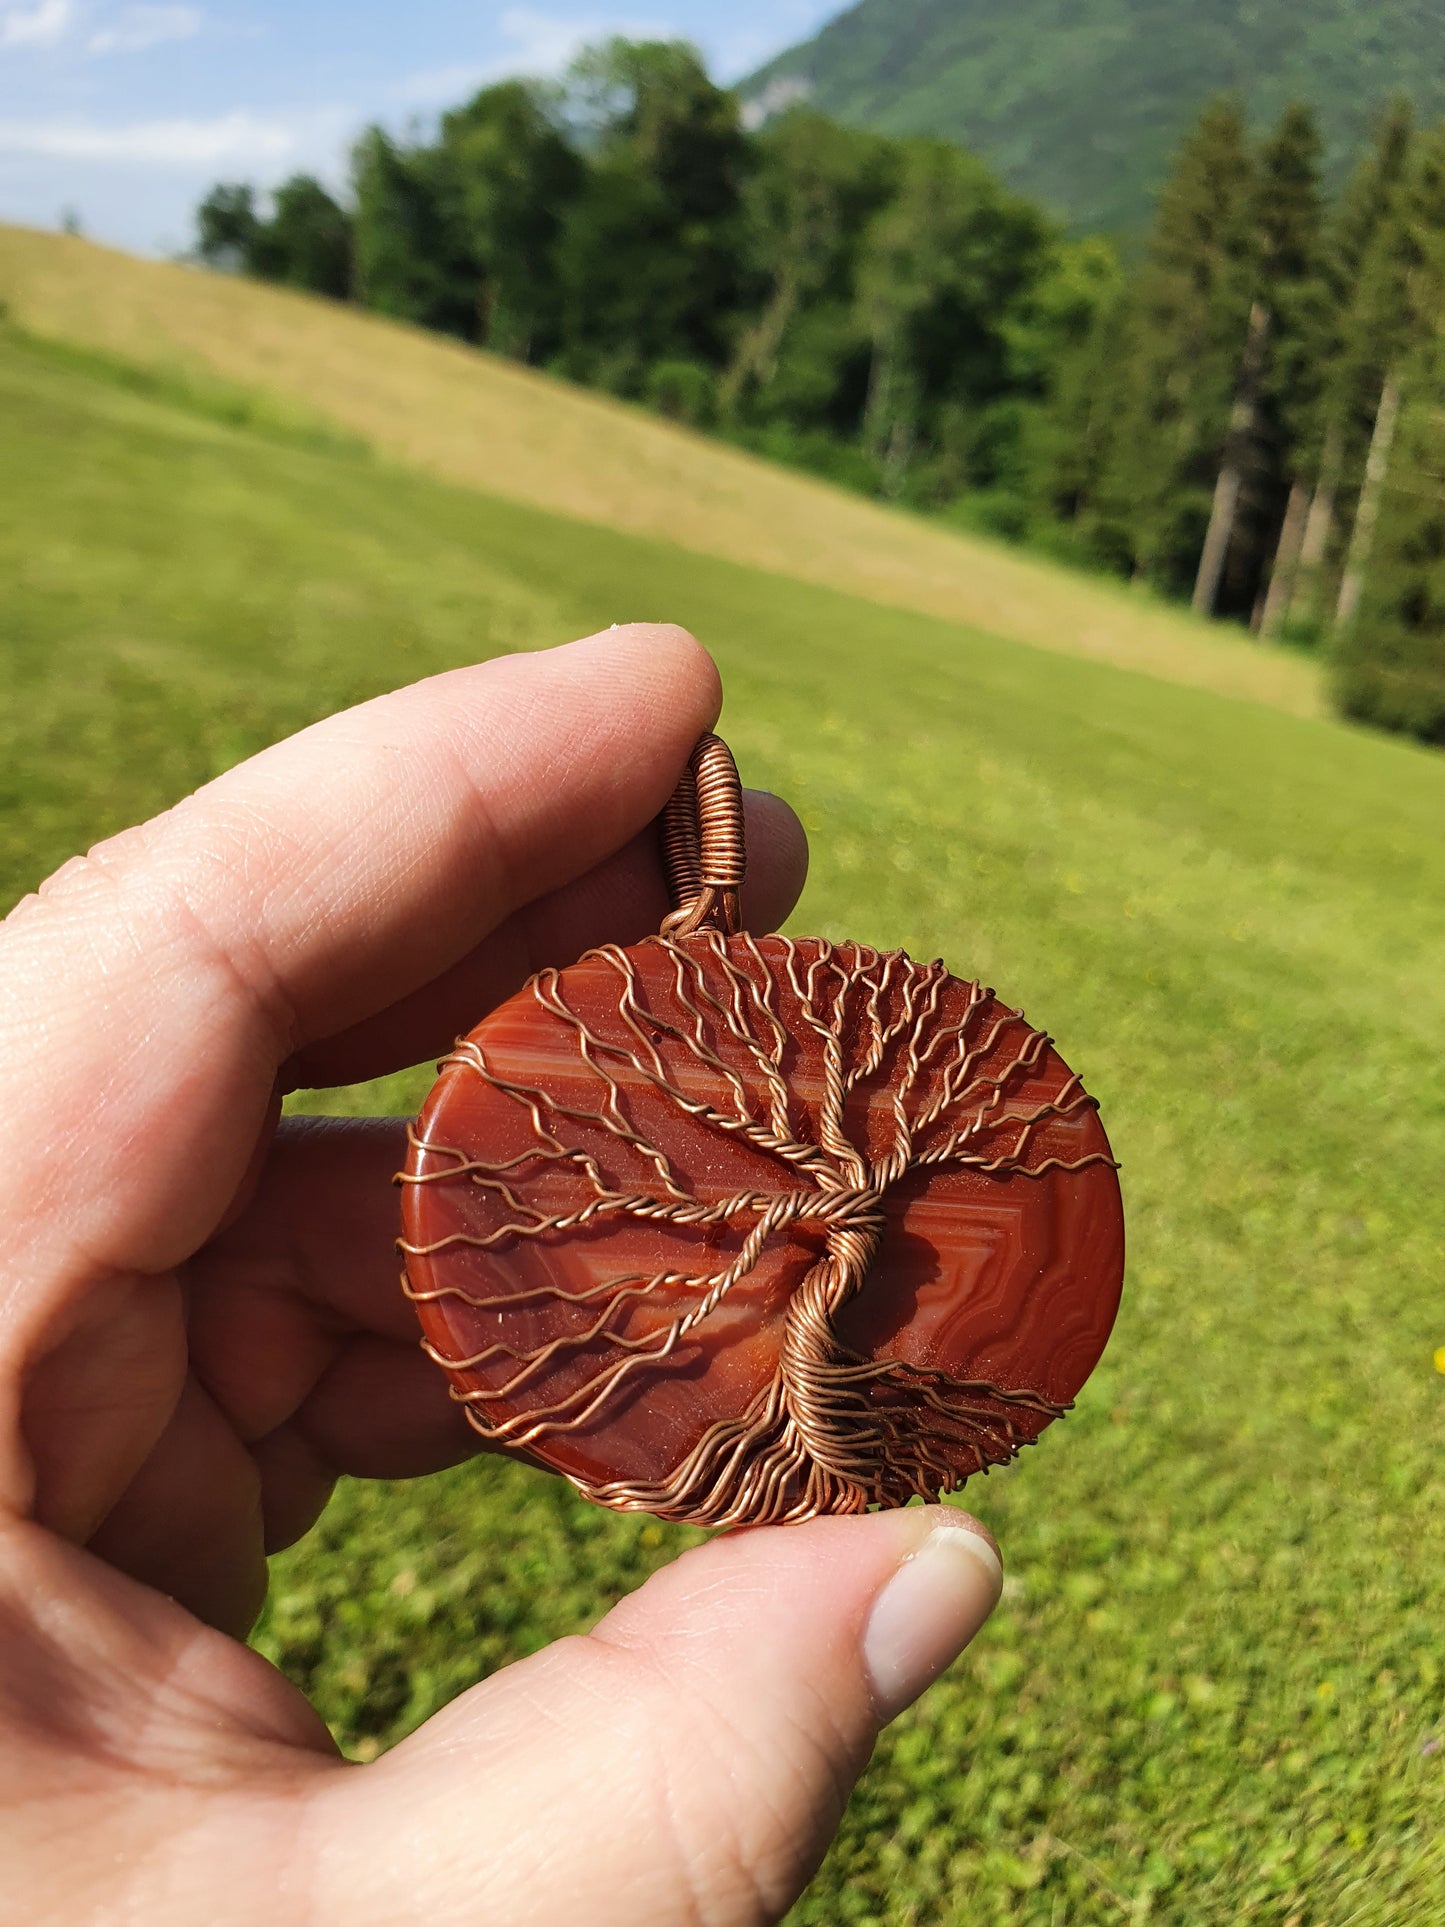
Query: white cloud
0 108 296 164
395 61 491 108
396 7 675 106
0 0 76 48
497 7 622 75
88 4 200 55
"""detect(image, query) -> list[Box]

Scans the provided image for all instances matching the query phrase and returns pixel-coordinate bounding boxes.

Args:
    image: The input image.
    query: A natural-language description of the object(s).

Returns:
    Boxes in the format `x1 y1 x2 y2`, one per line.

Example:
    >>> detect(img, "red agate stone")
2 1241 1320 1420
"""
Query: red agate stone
400 931 1124 1528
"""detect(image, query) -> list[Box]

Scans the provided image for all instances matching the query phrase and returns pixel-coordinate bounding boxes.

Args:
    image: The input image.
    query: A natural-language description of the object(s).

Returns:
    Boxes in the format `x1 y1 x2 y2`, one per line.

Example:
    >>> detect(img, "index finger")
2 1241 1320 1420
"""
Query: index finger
0 626 723 1285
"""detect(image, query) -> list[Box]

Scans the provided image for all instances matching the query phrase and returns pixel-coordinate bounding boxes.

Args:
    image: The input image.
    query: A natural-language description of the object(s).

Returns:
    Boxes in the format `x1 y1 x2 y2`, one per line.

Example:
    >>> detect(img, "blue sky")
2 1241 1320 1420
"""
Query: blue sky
0 0 837 255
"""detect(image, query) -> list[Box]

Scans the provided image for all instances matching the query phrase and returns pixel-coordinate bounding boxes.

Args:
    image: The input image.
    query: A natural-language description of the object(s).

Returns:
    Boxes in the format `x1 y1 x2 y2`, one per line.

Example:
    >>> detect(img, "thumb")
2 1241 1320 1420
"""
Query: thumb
308 1507 1003 1926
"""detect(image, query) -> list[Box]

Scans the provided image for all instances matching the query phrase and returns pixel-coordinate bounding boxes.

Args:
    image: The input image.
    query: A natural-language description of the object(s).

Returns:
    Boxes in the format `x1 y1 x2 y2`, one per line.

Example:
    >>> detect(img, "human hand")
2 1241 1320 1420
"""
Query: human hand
0 626 1003 1924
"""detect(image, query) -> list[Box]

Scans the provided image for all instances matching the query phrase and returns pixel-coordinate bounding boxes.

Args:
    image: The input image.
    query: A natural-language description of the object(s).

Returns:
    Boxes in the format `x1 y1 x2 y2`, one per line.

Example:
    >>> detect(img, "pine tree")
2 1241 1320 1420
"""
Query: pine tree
1333 121 1445 739
1225 104 1325 630
1099 97 1256 595
1191 295 1270 616
1285 100 1415 634
1330 154 1434 630
1335 372 1404 629
1333 337 1445 739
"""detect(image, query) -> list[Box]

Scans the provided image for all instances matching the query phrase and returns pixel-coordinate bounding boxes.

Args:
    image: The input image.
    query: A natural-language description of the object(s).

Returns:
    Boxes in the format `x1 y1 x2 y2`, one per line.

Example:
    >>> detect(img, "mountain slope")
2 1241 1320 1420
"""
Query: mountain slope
744 0 1445 233
0 224 1320 718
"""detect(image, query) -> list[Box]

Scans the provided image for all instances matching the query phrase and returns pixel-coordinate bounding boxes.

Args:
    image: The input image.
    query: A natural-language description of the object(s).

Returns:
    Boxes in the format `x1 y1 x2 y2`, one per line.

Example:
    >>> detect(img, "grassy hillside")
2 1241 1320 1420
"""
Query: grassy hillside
0 224 1323 722
745 0 1445 234
4 314 1444 1922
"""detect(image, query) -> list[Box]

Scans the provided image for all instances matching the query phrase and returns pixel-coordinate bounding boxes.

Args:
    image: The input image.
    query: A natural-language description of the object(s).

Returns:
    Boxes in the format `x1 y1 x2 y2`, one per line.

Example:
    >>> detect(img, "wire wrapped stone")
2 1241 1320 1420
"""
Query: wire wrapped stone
398 741 1125 1528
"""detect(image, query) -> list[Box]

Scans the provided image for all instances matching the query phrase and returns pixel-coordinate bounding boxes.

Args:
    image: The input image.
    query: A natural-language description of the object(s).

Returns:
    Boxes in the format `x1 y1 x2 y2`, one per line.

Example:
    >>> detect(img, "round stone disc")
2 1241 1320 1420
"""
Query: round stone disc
400 931 1124 1527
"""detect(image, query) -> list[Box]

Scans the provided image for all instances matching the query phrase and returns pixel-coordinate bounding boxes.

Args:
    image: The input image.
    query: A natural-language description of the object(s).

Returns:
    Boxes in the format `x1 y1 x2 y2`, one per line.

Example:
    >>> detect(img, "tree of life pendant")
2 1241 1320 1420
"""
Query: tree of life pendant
399 734 1124 1528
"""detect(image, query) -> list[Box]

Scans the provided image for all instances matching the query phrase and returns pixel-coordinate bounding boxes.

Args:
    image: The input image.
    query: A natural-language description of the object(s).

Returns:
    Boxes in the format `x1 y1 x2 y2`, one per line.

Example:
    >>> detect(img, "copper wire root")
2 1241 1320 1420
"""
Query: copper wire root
661 734 746 938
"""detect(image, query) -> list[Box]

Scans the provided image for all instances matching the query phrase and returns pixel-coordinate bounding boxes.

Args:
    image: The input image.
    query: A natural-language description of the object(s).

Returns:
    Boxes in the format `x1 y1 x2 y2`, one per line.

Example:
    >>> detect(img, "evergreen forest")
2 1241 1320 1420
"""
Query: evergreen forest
196 40 1445 745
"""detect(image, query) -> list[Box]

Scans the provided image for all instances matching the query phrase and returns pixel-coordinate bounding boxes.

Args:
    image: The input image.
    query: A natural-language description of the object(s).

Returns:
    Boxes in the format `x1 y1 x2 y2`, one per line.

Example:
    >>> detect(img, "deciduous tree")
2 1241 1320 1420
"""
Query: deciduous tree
250 176 352 300
439 82 582 362
351 128 473 338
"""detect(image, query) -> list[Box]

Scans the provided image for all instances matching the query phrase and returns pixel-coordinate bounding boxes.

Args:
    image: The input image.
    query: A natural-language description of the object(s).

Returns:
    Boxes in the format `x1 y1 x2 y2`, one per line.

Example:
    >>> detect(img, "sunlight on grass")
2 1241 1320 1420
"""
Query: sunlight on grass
0 223 1324 720
2 324 1441 1924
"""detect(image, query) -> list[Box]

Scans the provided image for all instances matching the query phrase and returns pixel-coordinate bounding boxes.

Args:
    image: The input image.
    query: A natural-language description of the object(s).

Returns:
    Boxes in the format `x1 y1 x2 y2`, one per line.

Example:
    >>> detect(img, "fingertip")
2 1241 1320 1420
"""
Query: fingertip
862 1508 1004 1722
926 1505 1003 1579
562 623 722 732
741 789 809 934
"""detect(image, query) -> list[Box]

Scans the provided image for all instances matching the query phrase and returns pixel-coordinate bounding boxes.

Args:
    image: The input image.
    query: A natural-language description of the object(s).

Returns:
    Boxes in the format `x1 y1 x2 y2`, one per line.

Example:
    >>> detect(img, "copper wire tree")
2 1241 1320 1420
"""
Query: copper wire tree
400 739 1124 1527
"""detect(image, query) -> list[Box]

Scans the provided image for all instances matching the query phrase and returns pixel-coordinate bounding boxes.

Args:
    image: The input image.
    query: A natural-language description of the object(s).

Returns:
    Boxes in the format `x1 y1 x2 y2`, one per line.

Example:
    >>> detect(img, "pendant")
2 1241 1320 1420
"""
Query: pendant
399 735 1124 1528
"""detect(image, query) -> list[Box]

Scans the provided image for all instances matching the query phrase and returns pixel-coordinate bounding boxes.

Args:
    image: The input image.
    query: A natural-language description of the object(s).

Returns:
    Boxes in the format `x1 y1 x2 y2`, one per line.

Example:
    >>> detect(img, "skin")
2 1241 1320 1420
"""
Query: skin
0 626 1001 1925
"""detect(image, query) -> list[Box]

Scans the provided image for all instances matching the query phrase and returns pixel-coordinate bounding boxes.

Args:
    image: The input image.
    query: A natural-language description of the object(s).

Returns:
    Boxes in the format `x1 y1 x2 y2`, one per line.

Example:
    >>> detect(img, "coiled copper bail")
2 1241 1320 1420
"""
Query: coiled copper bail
660 733 746 938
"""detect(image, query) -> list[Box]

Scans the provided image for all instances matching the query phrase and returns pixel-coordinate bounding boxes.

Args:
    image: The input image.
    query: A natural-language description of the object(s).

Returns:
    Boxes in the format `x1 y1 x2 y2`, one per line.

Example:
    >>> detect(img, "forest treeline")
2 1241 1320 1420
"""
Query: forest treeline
196 40 1445 743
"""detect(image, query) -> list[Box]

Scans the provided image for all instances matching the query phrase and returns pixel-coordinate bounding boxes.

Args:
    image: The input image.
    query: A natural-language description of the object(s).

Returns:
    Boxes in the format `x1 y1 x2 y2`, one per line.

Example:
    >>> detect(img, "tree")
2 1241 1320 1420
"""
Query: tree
855 139 1050 496
554 40 751 385
1285 100 1416 633
1256 100 1335 636
1098 97 1257 593
1333 338 1445 739
1335 371 1405 629
1332 120 1445 738
1195 103 1324 621
351 127 474 338
1328 120 1444 631
439 82 583 362
952 235 1122 539
195 183 261 272
721 109 895 424
1191 295 1271 616
184 50 1442 729
249 176 352 300
1031 275 1134 557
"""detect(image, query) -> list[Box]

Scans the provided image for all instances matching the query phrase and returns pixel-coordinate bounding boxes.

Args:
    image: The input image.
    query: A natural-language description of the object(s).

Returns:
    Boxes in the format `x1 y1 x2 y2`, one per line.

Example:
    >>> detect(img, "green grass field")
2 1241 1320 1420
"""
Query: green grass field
0 226 1323 721
2 317 1443 1925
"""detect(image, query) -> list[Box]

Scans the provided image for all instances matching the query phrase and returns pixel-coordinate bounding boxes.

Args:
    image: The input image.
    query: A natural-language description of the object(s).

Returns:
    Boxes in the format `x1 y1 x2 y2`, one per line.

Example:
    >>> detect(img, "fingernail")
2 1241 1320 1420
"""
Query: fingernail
862 1519 1004 1721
